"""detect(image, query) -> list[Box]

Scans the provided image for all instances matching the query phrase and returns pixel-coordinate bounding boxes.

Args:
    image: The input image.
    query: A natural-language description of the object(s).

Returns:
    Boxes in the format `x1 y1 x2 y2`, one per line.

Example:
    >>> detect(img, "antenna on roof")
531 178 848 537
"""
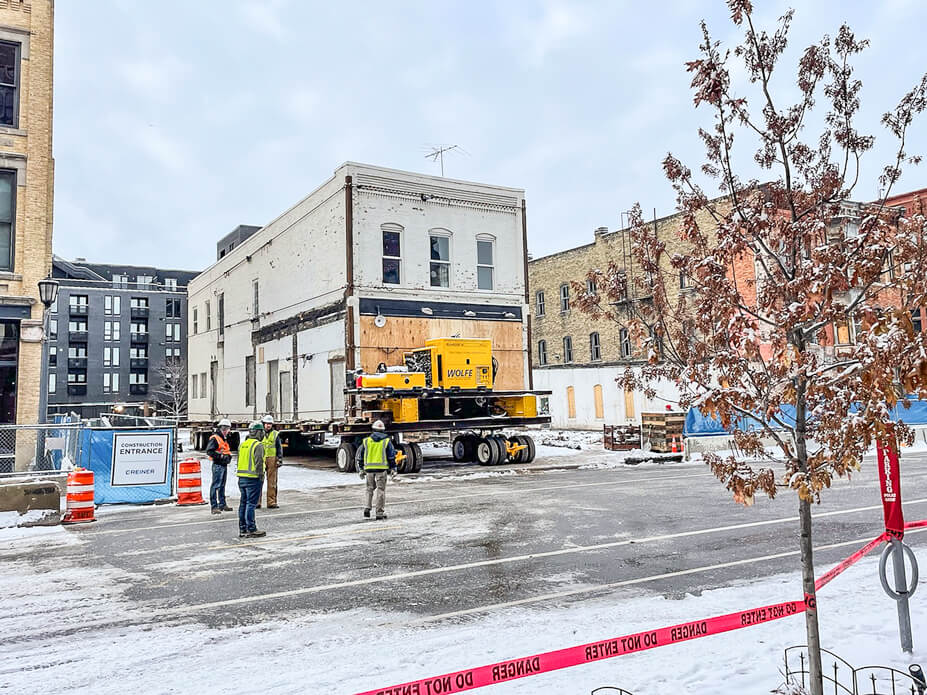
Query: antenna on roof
424 144 467 177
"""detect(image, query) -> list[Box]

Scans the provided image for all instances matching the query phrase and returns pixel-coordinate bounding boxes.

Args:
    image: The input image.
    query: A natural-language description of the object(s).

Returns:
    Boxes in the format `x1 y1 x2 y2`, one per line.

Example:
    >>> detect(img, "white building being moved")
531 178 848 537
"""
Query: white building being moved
187 162 532 423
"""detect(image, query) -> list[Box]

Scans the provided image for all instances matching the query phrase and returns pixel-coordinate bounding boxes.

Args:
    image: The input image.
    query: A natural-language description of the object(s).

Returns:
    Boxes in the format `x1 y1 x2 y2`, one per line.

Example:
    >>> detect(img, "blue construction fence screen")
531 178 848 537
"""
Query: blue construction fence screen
77 428 176 504
684 397 927 437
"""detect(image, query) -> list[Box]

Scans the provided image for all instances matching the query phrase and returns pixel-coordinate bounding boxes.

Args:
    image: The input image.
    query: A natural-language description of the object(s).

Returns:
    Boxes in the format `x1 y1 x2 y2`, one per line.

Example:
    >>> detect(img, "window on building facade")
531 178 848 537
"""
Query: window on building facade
252 279 259 318
191 373 198 399
834 317 856 345
113 274 128 289
131 321 146 335
590 332 601 361
619 328 632 358
537 339 547 366
536 291 545 317
200 372 207 397
166 347 181 360
48 346 56 366
382 227 401 285
217 294 225 336
67 372 86 384
205 300 211 331
69 294 88 307
50 295 57 313
477 238 494 290
68 320 87 333
563 336 573 363
131 297 148 309
165 278 177 291
103 347 120 367
680 271 692 290
48 373 56 394
586 278 597 295
912 308 924 334
560 284 570 312
192 306 198 334
137 275 154 290
0 42 20 127
0 170 13 272
429 233 451 288
49 319 57 339
104 296 122 315
166 298 180 318
129 372 148 385
68 345 87 359
245 355 255 407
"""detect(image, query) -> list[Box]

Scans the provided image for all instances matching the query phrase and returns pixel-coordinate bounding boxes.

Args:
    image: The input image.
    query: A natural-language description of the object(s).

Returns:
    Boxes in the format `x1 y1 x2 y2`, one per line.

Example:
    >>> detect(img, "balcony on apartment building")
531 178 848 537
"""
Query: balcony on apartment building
129 383 149 395
129 357 149 369
67 384 87 396
130 306 150 319
67 357 88 370
68 330 88 343
130 331 149 344
68 303 88 317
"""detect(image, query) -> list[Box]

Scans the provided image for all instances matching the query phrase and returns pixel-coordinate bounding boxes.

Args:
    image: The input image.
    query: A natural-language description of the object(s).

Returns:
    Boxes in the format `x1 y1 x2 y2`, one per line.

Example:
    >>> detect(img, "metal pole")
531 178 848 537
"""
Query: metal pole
35 308 50 470
890 538 914 653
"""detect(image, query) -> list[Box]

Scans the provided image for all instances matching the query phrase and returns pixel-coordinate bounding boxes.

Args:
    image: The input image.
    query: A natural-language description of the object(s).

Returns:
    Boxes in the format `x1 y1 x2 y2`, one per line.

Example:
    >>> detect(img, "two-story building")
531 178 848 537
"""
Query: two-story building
48 257 199 419
187 162 531 422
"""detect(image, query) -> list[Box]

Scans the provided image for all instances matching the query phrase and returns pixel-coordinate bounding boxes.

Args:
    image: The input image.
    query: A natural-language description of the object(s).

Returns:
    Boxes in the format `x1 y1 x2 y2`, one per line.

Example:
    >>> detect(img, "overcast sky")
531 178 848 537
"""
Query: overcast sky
53 0 927 270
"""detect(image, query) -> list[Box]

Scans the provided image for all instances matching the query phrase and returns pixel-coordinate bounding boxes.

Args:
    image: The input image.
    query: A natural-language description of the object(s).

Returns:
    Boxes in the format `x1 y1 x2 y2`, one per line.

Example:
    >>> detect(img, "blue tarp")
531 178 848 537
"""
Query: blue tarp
684 398 927 436
79 429 175 504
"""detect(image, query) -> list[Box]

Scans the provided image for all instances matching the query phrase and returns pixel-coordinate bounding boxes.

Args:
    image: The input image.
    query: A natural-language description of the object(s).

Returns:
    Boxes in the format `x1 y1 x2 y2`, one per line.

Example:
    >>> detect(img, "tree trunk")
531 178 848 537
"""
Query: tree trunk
799 496 824 695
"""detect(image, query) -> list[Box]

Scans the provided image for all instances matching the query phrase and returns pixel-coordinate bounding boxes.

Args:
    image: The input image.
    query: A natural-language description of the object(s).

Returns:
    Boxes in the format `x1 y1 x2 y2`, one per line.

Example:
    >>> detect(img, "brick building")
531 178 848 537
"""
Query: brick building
0 0 54 468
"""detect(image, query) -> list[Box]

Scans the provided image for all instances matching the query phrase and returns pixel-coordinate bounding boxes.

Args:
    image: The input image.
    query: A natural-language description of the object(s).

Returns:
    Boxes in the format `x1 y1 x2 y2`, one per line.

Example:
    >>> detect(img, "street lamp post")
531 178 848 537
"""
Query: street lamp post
36 276 58 470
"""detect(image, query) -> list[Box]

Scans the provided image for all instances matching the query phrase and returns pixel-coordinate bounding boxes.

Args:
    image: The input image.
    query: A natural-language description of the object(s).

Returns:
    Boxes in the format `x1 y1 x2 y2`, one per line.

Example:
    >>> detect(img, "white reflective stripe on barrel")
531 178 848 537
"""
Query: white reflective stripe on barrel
178 473 202 480
67 485 95 494
67 500 95 509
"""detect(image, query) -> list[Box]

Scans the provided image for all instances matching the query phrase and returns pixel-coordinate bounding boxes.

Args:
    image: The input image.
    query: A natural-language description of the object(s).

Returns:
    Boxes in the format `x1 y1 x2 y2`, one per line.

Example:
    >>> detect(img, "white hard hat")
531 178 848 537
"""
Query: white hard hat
372 420 386 431
218 418 232 428
261 415 274 424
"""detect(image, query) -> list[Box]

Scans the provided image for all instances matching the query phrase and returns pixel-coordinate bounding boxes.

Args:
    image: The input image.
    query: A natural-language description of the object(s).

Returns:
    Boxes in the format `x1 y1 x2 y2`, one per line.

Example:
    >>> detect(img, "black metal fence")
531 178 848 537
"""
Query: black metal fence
784 646 925 695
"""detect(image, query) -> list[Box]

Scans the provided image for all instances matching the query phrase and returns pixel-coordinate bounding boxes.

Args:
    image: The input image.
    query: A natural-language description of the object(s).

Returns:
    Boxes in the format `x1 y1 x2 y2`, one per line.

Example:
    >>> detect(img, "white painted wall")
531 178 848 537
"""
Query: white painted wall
533 366 680 429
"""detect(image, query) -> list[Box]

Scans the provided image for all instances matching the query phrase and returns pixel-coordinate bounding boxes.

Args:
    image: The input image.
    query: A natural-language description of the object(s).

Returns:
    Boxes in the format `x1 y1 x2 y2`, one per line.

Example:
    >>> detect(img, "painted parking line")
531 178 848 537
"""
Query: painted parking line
404 527 927 624
209 523 400 550
176 498 927 613
79 470 714 536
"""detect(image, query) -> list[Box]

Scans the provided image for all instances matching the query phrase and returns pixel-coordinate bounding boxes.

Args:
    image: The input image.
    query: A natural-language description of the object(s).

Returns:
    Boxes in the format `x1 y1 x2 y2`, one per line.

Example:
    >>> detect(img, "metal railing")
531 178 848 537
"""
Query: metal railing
784 646 925 695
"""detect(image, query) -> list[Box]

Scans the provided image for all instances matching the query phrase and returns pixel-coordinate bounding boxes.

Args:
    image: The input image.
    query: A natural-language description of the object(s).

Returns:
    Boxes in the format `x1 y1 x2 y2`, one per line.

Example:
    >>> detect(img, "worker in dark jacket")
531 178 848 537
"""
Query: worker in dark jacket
206 418 233 514
354 420 397 520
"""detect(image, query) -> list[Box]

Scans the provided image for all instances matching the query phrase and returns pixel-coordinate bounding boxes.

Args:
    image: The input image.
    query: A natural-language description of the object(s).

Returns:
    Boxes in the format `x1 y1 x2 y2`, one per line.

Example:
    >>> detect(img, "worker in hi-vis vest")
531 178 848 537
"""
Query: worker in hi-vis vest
206 418 234 514
260 414 283 509
237 422 266 538
354 420 397 520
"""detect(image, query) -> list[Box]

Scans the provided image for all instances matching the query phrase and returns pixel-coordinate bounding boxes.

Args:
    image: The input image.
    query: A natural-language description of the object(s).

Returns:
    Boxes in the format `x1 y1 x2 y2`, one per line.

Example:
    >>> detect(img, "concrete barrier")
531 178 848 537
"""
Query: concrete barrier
0 478 61 526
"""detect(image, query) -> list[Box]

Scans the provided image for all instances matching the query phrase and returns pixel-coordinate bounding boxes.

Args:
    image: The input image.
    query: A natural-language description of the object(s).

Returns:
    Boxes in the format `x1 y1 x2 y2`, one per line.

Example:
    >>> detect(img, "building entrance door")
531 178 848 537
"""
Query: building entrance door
279 370 292 420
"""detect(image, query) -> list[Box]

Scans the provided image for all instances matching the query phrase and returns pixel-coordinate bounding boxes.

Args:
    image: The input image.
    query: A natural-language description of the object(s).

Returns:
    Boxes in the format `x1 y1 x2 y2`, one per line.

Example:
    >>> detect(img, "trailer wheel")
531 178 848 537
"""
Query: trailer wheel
488 436 506 465
452 435 475 462
475 438 496 466
410 443 423 473
336 442 357 473
521 435 537 463
397 443 415 474
507 436 525 463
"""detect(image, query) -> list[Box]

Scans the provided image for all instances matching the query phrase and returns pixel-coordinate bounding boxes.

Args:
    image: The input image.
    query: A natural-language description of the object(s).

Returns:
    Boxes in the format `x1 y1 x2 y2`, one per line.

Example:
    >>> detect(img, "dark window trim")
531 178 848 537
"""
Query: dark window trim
0 168 15 272
0 41 21 128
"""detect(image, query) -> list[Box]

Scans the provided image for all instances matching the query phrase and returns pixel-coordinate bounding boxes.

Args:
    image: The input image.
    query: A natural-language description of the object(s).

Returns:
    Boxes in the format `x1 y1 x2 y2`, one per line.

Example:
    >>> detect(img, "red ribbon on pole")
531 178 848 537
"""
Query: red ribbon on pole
876 435 905 539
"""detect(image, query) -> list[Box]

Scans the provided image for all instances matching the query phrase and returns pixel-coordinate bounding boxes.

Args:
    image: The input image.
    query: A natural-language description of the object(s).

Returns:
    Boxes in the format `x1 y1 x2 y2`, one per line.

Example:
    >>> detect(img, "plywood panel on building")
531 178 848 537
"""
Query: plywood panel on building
358 316 525 390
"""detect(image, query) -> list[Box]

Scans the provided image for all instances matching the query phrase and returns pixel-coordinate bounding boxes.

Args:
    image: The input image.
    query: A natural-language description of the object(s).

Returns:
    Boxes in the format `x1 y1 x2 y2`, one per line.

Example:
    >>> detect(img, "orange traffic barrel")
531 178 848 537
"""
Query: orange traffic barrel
62 468 95 524
177 458 207 506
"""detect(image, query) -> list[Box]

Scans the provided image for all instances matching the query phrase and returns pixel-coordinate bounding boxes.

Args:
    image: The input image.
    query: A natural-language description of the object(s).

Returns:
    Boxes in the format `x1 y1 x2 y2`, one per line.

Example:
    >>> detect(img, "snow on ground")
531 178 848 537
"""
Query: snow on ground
0 508 57 528
2 532 923 694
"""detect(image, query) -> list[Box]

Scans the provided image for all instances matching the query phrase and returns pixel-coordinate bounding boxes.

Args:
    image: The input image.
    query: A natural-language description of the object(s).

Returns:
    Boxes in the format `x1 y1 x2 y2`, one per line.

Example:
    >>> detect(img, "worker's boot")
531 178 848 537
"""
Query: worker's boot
376 513 387 521
247 530 267 538
363 508 371 519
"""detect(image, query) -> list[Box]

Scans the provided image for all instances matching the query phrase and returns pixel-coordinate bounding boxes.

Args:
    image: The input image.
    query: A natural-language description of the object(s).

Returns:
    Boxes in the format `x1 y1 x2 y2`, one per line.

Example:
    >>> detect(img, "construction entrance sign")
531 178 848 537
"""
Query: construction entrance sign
111 432 171 486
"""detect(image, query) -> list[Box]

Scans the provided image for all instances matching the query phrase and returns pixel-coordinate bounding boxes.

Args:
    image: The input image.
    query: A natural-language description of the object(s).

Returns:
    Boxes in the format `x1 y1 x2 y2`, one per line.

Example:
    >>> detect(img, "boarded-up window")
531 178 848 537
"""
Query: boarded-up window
623 387 635 420
834 317 855 345
593 384 604 419
566 386 576 419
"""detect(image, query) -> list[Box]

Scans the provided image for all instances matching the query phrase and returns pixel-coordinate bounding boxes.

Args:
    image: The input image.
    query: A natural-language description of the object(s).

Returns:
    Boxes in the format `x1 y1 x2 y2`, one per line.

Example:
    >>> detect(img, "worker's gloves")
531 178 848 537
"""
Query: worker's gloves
358 470 366 480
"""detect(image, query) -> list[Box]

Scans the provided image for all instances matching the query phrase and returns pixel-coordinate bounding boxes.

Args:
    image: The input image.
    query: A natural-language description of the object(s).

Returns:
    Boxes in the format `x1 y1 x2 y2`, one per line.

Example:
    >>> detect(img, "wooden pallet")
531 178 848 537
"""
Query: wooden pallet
641 411 685 453
603 424 641 451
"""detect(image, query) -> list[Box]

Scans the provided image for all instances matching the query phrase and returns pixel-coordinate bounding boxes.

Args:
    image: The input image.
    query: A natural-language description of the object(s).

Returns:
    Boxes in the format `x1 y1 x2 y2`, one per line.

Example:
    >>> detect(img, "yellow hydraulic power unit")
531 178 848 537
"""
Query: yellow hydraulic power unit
404 337 494 389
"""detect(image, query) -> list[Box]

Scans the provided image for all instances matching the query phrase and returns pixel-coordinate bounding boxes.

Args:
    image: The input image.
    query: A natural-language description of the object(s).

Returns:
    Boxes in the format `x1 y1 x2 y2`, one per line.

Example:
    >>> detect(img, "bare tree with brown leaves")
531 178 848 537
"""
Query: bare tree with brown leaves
574 3 927 693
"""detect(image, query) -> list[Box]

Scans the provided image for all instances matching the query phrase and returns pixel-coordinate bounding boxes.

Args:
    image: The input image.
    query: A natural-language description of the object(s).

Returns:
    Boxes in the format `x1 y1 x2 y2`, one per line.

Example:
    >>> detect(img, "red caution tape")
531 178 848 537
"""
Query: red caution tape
356 522 927 695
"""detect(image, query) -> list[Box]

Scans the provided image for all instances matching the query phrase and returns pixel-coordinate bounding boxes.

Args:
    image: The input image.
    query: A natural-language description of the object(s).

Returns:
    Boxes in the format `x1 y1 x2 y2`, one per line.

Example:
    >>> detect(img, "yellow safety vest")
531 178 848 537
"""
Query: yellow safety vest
237 438 262 478
363 436 389 471
262 429 279 457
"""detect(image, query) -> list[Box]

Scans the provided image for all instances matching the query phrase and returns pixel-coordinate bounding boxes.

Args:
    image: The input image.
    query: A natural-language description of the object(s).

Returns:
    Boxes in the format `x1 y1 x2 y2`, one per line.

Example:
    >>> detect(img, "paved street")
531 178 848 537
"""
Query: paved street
9 447 927 624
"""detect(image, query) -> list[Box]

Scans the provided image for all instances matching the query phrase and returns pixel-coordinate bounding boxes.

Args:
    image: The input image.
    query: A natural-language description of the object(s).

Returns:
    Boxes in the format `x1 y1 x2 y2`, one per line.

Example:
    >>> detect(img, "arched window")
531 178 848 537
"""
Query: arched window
429 228 452 288
537 339 547 366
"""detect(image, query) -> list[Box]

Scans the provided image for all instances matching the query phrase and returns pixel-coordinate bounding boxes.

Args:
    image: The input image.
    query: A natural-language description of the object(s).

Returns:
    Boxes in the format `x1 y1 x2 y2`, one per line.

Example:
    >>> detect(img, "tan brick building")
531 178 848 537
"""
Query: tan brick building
529 206 728 428
0 0 55 468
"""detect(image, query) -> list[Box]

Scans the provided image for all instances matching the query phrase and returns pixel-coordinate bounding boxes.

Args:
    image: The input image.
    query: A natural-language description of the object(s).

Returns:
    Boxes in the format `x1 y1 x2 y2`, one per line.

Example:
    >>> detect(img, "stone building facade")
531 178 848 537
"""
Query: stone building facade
0 0 54 468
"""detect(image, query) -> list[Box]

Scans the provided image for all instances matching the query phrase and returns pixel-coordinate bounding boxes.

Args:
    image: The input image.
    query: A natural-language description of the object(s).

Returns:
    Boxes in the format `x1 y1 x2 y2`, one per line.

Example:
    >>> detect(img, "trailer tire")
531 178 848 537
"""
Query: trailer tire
508 436 525 463
410 443 423 473
397 443 415 474
475 438 496 466
452 435 474 462
488 436 506 465
336 442 357 473
521 435 537 463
